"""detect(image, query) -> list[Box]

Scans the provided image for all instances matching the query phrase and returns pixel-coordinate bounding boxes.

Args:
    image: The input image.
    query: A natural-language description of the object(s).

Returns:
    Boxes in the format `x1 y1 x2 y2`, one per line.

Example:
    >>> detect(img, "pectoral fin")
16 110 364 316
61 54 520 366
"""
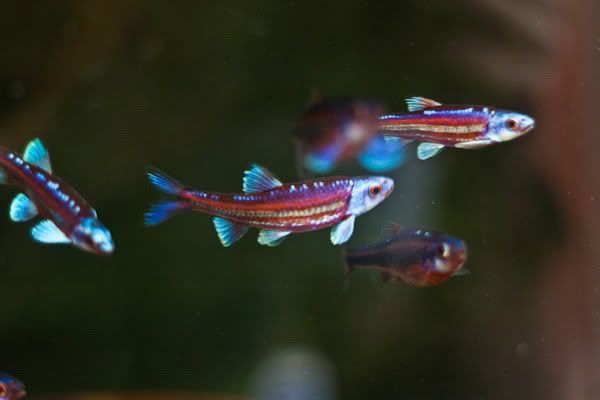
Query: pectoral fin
330 215 355 245
31 220 70 244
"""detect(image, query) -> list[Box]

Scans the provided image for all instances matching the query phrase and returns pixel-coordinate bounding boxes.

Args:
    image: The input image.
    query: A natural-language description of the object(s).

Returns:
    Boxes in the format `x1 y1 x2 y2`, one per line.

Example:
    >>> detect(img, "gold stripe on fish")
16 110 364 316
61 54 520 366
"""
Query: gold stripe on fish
212 200 347 219
379 124 485 134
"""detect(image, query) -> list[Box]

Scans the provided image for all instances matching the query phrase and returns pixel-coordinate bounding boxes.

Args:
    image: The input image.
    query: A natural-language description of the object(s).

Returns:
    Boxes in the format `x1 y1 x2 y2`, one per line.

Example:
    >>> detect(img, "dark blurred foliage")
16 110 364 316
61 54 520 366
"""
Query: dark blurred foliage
0 1 594 399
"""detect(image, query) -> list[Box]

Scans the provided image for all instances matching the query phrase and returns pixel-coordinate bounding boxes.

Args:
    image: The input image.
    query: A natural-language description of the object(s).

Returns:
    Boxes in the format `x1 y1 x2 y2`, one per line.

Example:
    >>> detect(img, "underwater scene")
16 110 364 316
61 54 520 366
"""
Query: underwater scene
1 1 598 399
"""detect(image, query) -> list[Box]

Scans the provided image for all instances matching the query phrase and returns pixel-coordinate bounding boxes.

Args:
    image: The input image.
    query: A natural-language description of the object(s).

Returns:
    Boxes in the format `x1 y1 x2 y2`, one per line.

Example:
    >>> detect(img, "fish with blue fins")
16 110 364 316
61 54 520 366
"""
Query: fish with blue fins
293 98 405 174
0 139 114 254
145 164 393 246
377 97 535 160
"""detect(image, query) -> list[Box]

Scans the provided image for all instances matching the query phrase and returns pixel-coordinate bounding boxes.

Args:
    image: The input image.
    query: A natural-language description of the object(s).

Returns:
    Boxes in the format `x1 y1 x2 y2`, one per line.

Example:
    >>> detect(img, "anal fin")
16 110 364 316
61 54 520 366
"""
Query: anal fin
417 142 445 160
258 230 291 246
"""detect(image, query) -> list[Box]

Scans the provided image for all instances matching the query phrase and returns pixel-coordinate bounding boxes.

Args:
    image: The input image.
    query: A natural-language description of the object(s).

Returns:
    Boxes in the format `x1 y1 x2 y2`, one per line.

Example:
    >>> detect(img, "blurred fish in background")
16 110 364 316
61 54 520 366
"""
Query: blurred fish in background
253 349 337 400
292 98 405 174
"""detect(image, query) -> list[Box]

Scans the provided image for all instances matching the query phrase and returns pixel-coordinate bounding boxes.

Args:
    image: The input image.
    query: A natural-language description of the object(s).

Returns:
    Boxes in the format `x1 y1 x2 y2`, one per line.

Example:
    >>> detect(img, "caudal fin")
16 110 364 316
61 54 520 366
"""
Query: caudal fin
146 167 184 195
144 201 187 226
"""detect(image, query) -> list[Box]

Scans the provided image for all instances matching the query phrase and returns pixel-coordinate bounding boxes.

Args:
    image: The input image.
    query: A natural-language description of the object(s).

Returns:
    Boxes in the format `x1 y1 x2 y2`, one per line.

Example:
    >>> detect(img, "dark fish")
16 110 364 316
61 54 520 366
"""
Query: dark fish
0 373 26 400
293 98 404 173
344 224 468 286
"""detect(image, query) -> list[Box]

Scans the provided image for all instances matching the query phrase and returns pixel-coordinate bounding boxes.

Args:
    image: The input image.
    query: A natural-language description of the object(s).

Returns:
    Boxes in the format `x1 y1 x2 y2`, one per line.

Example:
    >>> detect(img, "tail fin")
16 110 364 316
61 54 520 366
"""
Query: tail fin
146 167 184 196
144 201 187 226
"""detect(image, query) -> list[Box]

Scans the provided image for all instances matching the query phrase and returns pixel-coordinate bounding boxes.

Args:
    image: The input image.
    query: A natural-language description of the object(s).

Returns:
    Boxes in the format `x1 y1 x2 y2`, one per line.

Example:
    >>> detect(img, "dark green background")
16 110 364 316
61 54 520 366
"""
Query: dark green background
0 2 562 399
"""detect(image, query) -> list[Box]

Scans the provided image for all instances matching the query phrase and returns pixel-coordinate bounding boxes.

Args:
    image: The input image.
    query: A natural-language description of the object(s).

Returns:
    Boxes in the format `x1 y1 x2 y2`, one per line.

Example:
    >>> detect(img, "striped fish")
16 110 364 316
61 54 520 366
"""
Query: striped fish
377 97 535 160
145 164 393 246
0 139 114 254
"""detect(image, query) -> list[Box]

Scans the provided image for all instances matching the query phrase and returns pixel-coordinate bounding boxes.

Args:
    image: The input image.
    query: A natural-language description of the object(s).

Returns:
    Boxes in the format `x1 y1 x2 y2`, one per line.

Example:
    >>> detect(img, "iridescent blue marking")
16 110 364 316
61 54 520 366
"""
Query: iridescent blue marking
36 172 46 181
8 153 14 159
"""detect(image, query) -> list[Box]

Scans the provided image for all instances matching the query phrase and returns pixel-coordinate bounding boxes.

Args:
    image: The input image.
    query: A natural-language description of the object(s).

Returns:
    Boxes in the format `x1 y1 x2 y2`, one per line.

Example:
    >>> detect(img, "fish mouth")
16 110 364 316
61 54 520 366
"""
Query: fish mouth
521 117 535 134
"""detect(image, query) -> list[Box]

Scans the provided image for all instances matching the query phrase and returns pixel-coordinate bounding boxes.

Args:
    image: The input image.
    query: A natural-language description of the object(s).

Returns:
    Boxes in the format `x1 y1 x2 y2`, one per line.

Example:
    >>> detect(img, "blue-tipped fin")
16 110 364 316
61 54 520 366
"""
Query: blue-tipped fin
330 215 355 245
31 220 70 244
144 201 185 226
303 142 342 174
23 138 52 172
213 217 249 247
257 230 291 246
10 193 38 222
147 167 183 196
358 136 407 173
242 164 283 193
405 97 442 112
417 143 445 160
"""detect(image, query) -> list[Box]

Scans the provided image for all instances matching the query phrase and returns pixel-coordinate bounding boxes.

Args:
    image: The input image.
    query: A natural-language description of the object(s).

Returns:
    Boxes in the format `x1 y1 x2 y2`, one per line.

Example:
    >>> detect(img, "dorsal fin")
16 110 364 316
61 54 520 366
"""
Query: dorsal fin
242 164 283 193
405 97 442 112
23 138 52 172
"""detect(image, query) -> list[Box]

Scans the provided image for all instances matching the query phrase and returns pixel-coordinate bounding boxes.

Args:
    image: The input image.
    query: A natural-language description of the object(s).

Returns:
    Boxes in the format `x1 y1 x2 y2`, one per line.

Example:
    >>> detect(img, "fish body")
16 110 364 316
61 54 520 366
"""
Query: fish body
293 98 404 173
378 97 535 160
0 139 114 254
344 224 467 286
145 164 393 246
0 373 26 400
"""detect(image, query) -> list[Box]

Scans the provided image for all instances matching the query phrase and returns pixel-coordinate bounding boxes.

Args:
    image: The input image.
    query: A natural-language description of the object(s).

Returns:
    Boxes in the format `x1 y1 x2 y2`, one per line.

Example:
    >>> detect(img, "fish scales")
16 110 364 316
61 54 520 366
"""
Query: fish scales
183 179 353 231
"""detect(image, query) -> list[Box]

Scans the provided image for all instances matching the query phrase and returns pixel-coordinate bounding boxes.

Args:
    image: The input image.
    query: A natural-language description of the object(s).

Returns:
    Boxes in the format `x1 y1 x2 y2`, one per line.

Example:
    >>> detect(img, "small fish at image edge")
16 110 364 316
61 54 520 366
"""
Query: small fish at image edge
0 139 114 254
0 373 25 400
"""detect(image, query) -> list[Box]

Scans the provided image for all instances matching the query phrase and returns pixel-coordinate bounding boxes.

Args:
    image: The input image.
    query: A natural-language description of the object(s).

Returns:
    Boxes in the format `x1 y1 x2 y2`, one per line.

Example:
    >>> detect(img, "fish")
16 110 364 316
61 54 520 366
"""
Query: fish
0 139 114 254
293 98 404 174
0 373 26 400
377 96 535 160
343 223 468 286
145 164 394 246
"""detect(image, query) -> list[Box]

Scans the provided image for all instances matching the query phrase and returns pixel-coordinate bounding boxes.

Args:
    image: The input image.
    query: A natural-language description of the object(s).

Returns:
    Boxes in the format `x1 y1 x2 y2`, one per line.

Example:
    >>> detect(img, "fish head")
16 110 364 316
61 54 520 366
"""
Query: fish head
487 110 535 143
71 217 115 255
428 235 467 277
0 374 25 400
348 176 394 216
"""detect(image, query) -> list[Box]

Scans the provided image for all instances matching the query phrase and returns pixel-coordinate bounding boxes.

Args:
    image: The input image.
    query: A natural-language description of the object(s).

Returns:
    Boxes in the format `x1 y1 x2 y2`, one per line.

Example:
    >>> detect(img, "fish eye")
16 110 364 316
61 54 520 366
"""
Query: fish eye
506 119 519 131
368 184 382 197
